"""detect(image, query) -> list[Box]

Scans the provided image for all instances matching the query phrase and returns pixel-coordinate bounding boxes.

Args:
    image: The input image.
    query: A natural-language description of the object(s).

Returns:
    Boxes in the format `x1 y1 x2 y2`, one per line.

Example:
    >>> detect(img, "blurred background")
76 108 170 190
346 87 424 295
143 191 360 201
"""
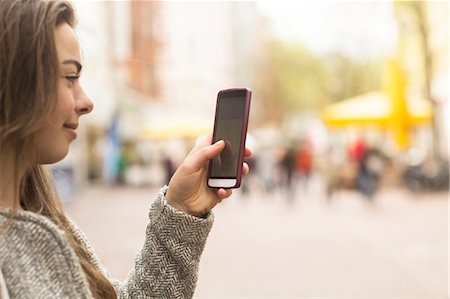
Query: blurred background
61 1 448 298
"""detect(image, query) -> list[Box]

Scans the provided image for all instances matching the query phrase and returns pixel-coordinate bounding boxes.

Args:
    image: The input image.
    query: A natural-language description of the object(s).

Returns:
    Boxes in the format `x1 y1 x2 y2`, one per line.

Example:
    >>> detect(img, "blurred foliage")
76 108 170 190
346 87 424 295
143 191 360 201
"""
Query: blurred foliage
324 53 382 103
270 40 328 112
256 39 383 124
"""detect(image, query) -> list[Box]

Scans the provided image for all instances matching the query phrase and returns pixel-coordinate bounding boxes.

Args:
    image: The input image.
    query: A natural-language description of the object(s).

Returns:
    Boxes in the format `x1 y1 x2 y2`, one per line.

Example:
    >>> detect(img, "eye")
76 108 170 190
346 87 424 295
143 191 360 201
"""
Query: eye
64 75 80 86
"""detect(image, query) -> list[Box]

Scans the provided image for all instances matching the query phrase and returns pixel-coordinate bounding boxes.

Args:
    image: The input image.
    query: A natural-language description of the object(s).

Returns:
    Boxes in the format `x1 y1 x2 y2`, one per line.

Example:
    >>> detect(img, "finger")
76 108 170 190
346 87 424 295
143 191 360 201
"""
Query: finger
217 188 232 199
242 162 250 175
244 147 253 158
194 134 212 148
187 134 213 158
185 140 224 172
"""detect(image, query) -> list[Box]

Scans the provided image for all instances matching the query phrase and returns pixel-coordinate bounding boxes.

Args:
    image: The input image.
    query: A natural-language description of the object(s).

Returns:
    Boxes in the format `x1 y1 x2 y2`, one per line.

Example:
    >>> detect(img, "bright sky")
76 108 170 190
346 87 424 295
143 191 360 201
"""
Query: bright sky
255 0 398 60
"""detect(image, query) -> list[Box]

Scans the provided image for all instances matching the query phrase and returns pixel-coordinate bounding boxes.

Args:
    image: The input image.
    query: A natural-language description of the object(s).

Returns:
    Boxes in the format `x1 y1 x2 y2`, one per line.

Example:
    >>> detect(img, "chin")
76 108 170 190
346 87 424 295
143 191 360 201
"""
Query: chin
38 147 70 164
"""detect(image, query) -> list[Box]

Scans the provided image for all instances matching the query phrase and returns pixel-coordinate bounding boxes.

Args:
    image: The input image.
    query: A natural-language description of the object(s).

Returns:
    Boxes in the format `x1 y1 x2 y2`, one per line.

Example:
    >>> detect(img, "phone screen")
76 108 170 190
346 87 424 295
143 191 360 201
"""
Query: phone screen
210 92 247 178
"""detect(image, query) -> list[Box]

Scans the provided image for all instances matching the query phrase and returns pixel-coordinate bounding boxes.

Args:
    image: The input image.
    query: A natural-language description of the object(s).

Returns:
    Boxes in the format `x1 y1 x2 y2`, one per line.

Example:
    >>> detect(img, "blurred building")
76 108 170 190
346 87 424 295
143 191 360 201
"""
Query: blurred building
55 1 266 191
128 1 162 99
144 1 264 131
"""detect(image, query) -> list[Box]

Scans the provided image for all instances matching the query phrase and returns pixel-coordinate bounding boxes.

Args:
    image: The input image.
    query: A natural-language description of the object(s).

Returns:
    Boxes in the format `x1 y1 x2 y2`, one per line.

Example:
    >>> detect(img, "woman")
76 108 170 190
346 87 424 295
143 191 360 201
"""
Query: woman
0 1 250 298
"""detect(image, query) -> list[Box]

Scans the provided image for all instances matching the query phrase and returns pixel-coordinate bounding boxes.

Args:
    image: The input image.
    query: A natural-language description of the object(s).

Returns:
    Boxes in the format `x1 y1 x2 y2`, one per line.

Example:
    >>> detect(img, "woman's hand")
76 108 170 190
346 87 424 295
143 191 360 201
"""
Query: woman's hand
166 135 252 217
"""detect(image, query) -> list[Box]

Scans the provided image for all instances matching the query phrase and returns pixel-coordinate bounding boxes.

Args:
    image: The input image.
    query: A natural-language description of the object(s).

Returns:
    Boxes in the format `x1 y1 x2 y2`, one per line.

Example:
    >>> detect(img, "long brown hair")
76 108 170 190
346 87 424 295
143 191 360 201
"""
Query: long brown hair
0 1 116 298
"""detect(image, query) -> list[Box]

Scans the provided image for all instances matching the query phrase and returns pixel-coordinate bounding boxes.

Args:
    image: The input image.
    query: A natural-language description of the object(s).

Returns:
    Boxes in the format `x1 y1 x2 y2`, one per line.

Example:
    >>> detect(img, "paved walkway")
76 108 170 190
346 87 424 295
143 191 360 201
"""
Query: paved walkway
66 181 448 298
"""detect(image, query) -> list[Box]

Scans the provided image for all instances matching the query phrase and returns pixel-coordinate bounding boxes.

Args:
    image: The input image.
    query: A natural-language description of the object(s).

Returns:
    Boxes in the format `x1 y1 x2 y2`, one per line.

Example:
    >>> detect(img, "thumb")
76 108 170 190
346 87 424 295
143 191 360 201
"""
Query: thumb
186 140 225 171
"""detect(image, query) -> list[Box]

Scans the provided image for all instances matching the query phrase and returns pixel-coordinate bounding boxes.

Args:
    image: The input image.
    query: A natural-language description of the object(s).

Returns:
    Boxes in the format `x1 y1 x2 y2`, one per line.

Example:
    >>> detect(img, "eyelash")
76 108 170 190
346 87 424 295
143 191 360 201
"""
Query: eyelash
65 75 80 84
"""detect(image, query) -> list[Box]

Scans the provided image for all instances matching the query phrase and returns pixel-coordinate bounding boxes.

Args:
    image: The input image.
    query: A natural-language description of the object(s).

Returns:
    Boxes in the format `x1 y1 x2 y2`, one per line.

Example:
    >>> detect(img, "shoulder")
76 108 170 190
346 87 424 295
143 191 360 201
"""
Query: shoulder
0 207 67 251
0 207 76 269
0 208 91 298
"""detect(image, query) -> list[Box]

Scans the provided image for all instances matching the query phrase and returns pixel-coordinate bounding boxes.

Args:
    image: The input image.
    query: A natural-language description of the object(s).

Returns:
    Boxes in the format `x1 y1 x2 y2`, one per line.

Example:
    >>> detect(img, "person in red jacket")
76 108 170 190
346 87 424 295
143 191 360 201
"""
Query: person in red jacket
296 140 313 193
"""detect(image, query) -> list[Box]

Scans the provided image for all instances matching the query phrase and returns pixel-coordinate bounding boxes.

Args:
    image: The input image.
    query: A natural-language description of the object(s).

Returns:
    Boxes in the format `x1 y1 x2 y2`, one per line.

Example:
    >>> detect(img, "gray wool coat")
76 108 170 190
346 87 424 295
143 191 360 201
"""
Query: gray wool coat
0 187 214 299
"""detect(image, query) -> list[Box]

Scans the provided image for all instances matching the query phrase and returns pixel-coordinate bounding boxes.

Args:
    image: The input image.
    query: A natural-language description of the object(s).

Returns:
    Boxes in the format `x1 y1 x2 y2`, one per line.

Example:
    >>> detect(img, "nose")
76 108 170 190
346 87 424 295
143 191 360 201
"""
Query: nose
76 86 94 115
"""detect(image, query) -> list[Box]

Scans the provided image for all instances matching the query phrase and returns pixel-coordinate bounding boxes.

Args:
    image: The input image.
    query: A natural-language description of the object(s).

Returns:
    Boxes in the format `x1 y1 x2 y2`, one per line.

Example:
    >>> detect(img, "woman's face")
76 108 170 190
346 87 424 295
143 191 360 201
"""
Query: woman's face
34 23 93 164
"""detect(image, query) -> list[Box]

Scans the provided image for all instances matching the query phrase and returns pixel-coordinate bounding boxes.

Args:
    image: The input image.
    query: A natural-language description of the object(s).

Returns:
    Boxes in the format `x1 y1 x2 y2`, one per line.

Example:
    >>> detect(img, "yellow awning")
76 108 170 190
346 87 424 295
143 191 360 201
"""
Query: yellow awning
321 90 432 128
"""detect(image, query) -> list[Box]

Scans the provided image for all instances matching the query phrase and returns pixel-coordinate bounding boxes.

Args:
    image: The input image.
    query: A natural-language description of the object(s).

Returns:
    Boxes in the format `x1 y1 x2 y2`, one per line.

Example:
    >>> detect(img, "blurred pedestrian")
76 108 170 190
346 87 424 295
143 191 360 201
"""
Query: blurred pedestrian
295 140 313 194
357 147 385 199
280 144 297 199
162 155 175 185
0 1 251 298
117 149 131 185
348 137 367 164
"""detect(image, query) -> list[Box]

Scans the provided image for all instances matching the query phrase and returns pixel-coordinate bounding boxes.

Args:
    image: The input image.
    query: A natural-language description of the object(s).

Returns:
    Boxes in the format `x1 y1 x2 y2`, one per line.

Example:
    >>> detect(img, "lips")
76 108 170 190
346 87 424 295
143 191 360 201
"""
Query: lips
63 123 78 130
63 123 78 139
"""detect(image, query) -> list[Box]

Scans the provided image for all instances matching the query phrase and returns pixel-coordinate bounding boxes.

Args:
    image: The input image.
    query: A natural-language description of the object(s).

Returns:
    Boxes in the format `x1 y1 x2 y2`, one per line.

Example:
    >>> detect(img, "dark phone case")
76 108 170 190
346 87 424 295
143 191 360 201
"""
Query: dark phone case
207 87 252 188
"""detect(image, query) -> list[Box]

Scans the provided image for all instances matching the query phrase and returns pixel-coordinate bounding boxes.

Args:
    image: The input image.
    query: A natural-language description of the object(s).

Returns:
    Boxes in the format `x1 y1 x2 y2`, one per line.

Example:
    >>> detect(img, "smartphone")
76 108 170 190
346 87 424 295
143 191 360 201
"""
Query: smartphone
207 87 252 188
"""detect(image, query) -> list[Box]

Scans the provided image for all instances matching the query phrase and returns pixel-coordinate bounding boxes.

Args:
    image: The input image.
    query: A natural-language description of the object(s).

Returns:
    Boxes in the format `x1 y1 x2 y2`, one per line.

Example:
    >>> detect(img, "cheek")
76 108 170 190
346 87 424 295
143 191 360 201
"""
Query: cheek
56 84 76 115
32 85 75 164
33 121 69 164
